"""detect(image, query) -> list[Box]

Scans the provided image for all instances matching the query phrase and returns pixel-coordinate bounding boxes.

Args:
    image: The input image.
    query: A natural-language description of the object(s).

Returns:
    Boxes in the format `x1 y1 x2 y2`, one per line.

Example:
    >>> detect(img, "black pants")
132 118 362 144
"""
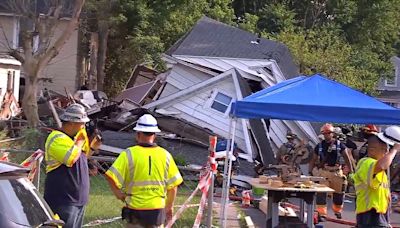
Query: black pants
122 207 165 227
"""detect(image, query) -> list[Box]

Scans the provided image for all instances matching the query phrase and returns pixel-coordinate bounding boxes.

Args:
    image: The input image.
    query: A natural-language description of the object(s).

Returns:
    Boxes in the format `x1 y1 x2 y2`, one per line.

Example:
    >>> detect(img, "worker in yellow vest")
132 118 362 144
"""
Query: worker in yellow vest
106 114 183 228
44 104 93 228
353 126 400 227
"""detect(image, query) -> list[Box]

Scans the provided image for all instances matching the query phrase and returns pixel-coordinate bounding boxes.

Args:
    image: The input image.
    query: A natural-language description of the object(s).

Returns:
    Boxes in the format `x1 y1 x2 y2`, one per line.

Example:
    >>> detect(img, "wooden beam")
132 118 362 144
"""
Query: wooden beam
143 69 235 109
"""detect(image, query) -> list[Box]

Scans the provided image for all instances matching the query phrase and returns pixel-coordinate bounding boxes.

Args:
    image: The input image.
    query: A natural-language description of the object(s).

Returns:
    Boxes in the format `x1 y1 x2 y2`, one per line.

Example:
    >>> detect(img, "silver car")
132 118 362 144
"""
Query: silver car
0 161 64 227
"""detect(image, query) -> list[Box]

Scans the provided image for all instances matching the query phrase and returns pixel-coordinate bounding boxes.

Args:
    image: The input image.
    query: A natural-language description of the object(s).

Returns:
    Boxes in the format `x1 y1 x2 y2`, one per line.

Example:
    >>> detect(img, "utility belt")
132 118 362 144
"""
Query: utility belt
121 207 133 221
122 206 165 226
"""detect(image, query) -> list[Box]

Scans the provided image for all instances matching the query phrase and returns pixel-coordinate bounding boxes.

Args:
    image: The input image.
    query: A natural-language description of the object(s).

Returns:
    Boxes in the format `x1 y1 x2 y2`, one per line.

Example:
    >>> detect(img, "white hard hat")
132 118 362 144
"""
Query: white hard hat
333 127 342 135
376 126 400 146
133 114 161 133
59 103 90 123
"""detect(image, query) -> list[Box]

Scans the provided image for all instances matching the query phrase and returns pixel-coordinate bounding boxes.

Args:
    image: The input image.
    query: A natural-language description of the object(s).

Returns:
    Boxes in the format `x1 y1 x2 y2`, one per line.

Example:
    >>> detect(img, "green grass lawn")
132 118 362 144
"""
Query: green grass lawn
83 176 201 227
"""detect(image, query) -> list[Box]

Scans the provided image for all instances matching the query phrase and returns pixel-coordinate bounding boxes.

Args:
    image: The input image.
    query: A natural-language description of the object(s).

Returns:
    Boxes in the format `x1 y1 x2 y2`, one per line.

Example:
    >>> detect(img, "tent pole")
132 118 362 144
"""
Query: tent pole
220 117 233 227
222 118 237 227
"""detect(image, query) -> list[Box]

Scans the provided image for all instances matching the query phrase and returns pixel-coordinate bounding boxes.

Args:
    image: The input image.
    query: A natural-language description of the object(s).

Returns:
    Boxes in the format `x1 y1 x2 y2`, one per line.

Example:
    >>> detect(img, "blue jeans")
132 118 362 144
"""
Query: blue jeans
53 205 85 228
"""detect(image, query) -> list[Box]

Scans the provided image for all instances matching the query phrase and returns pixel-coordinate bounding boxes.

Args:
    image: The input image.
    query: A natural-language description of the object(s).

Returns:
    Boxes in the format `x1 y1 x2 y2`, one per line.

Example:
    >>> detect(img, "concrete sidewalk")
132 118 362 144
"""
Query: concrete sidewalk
213 201 242 227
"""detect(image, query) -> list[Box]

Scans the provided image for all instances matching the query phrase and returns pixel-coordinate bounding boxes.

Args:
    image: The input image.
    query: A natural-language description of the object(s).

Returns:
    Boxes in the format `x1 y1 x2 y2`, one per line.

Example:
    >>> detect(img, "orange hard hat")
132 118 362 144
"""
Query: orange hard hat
361 124 379 134
320 123 334 134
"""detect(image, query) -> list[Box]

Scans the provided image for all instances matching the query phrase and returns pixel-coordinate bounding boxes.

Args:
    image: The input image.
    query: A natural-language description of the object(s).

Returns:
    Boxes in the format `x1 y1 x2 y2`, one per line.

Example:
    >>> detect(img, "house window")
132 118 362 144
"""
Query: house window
209 91 232 114
384 67 397 86
385 77 396 86
7 71 15 91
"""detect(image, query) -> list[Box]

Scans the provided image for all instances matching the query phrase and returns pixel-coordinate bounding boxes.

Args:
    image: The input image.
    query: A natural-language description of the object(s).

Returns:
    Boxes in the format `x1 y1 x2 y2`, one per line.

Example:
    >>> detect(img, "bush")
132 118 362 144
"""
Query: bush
173 154 187 166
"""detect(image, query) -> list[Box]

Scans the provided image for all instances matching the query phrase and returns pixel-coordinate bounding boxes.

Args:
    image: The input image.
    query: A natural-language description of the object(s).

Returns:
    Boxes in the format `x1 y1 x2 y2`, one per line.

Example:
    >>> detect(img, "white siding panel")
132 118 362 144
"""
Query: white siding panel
156 67 249 152
190 95 207 105
178 99 242 132
165 106 247 151
166 76 187 90
172 65 211 83
39 21 78 93
167 69 196 89
171 102 244 140
159 84 179 98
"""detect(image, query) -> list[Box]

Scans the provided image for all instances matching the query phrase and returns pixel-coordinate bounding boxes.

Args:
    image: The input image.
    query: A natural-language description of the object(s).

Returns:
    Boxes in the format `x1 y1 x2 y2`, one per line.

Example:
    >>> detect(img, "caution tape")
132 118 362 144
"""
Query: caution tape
0 152 9 161
82 216 122 227
165 183 200 227
193 136 217 227
20 150 44 181
166 136 217 228
193 172 212 228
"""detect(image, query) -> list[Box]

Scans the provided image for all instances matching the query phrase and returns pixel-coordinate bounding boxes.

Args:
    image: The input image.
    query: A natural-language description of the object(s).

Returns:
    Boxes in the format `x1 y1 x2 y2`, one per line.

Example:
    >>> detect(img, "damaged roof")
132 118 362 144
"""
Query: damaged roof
116 81 158 104
377 90 400 100
166 16 299 79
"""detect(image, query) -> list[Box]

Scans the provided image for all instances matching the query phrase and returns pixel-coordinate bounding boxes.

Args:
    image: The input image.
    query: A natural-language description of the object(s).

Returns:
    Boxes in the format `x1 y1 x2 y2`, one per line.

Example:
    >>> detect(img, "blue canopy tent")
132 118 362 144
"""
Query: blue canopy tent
231 74 400 124
220 74 400 226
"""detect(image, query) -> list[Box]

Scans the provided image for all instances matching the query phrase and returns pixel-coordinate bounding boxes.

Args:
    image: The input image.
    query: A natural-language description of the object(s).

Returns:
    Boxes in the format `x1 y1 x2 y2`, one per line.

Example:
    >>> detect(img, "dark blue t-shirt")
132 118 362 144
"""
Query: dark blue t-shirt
314 140 346 166
44 152 89 208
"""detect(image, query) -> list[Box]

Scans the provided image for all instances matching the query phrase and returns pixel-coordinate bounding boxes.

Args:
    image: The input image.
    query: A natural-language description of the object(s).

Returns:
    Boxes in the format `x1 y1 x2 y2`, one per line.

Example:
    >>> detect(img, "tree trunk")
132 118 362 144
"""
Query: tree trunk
96 21 109 91
88 32 98 90
22 71 40 128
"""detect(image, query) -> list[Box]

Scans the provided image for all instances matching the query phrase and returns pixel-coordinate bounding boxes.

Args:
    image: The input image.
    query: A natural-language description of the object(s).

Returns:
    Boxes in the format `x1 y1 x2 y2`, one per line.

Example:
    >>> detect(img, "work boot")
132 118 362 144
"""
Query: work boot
335 212 342 219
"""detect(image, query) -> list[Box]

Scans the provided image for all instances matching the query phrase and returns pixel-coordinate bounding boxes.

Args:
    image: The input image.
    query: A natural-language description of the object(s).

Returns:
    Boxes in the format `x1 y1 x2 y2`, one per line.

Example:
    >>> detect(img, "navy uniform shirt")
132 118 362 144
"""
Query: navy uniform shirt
314 140 346 166
44 134 89 208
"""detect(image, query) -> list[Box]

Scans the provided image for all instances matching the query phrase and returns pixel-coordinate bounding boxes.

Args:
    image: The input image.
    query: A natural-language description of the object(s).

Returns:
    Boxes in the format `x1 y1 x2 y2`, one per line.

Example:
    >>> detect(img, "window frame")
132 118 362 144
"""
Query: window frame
204 89 234 116
384 66 398 87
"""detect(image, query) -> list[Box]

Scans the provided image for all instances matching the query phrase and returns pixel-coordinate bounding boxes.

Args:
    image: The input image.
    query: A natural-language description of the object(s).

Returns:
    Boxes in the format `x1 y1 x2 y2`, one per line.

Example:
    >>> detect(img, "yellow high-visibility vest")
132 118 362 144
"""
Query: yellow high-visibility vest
106 145 183 210
45 129 90 173
353 157 390 214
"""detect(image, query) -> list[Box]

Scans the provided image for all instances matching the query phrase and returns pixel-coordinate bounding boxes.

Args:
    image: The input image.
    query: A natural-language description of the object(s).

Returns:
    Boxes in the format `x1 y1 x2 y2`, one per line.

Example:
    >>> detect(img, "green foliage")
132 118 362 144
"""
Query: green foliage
234 0 400 94
21 128 43 150
257 3 296 34
87 0 399 96
173 154 187 166
84 176 199 227
237 13 259 33
98 0 236 97
270 27 388 94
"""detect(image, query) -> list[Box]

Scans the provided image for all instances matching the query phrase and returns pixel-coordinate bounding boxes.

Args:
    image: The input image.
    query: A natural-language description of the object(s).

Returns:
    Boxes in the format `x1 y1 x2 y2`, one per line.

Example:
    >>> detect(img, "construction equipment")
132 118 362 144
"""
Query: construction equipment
263 144 324 184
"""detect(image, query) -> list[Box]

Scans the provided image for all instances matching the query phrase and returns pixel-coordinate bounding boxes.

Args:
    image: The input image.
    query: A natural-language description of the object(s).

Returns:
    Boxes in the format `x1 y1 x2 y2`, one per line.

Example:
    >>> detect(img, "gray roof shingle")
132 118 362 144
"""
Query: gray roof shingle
167 16 299 79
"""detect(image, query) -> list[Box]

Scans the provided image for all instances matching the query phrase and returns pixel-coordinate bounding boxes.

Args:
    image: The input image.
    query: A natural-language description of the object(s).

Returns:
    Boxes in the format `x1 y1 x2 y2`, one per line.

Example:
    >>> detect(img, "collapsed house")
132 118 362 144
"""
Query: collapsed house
116 17 319 165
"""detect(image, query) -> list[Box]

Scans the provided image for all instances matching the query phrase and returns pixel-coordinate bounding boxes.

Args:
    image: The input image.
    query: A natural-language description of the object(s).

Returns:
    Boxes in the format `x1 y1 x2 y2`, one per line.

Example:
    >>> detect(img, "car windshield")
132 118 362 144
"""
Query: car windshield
0 177 52 227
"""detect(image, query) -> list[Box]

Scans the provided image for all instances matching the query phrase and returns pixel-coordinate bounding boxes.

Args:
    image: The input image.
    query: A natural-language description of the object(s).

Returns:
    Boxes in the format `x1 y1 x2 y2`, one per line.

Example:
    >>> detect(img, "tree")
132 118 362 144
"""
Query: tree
84 0 120 91
234 0 400 94
102 0 236 96
271 28 382 93
4 0 85 127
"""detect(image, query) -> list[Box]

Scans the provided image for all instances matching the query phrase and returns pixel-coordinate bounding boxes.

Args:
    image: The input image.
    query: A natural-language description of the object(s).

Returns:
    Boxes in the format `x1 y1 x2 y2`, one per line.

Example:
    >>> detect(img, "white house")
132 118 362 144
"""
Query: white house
144 17 319 164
